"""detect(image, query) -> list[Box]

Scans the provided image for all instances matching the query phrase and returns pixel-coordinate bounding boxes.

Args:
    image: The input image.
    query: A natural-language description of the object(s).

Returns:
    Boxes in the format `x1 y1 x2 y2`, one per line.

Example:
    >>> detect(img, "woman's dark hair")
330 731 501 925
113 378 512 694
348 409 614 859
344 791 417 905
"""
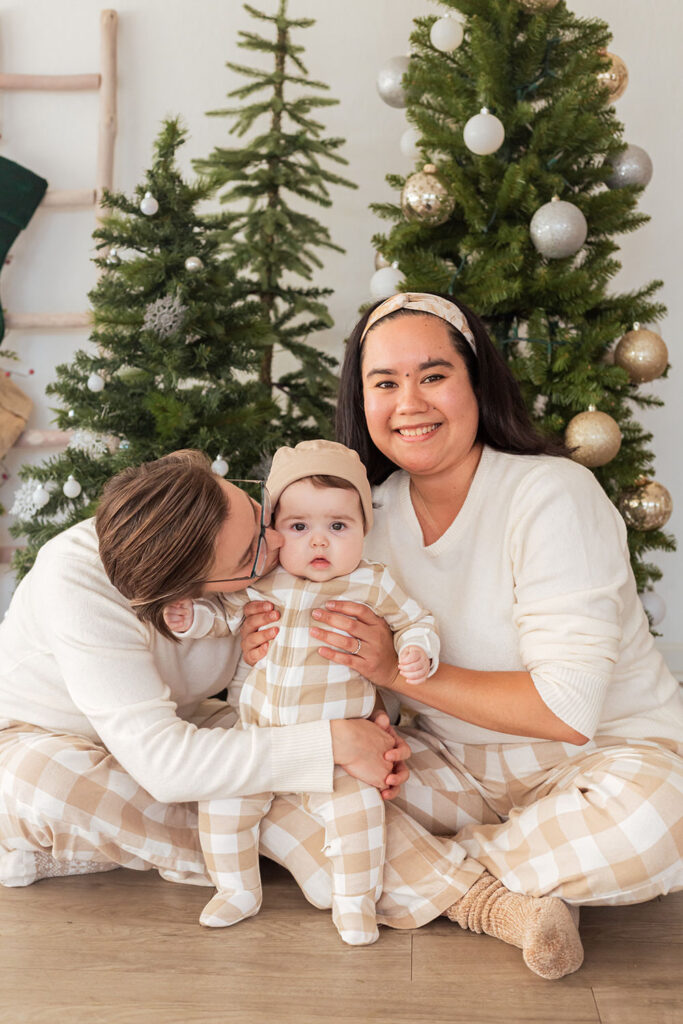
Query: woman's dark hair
336 294 569 486
96 449 228 641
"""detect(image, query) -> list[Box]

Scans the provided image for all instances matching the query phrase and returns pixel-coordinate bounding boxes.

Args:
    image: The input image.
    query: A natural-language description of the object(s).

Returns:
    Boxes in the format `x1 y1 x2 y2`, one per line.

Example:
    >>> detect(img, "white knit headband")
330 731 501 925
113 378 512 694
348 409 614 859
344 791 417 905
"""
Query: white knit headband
360 292 477 354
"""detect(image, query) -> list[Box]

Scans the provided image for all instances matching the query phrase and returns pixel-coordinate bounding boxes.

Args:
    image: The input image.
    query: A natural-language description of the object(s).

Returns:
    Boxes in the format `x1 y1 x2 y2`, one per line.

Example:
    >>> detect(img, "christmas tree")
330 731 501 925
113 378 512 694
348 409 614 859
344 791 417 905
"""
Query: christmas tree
194 0 356 441
10 118 276 578
372 0 674 594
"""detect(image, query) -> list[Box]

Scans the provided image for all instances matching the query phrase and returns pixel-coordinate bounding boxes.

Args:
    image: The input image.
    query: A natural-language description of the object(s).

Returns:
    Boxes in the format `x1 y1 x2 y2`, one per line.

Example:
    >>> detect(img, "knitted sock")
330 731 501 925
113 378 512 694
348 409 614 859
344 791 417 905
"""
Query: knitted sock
444 871 584 980
34 852 118 881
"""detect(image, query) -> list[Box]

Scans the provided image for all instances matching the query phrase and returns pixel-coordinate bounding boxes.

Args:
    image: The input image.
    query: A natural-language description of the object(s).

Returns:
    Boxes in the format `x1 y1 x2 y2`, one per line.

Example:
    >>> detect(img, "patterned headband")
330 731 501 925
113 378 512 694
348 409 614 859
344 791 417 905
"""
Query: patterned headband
360 292 477 355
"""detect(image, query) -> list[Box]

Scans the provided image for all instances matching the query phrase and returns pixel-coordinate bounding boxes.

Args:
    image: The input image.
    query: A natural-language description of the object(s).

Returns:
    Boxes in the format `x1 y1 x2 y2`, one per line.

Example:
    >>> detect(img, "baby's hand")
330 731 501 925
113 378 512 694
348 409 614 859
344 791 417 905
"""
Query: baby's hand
398 645 430 685
163 599 194 634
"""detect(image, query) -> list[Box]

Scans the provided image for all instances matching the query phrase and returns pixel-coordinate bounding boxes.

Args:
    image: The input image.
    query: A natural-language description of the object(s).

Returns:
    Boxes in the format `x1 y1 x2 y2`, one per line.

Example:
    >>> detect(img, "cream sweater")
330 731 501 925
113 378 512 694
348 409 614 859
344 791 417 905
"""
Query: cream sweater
365 447 683 747
0 519 334 803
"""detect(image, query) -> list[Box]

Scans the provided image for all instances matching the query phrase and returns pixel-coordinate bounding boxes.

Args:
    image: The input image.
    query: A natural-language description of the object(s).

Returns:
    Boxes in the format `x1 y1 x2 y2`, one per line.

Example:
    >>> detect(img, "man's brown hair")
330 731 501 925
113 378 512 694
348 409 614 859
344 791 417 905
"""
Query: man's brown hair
95 449 228 641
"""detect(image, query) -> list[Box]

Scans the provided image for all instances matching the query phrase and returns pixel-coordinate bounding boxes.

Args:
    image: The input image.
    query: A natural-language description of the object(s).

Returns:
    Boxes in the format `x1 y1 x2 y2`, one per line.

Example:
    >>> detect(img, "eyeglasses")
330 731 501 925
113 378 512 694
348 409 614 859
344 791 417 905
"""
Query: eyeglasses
196 479 273 586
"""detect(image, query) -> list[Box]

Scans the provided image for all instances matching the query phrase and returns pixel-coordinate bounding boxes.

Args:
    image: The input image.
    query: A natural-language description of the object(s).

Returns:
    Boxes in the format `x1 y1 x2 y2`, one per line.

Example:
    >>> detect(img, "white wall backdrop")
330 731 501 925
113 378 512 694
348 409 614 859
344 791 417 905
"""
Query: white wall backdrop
0 0 681 666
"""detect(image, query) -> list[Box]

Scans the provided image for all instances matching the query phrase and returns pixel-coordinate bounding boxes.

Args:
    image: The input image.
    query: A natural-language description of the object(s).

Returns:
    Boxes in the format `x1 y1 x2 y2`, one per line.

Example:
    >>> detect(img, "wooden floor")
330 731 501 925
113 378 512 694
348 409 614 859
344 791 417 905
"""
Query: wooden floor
2 861 682 1024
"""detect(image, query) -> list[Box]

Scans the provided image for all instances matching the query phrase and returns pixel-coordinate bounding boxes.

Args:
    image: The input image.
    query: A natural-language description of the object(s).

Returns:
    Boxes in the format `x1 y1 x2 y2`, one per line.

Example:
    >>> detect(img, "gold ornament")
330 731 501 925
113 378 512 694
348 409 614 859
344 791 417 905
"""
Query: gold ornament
618 479 673 531
597 51 629 101
401 164 455 226
614 324 668 383
565 407 622 468
516 0 560 10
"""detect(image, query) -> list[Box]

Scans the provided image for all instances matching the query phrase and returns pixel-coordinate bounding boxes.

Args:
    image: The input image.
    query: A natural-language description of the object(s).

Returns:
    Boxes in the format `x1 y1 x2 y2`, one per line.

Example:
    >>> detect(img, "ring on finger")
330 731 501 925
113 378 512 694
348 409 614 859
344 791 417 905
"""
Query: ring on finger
352 637 362 656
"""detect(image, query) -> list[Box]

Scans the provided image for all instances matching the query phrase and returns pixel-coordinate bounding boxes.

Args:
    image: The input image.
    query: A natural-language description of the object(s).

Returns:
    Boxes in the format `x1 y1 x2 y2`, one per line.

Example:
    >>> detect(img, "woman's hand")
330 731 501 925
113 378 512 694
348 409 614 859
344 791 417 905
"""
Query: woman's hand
310 600 399 689
239 600 280 666
330 716 411 801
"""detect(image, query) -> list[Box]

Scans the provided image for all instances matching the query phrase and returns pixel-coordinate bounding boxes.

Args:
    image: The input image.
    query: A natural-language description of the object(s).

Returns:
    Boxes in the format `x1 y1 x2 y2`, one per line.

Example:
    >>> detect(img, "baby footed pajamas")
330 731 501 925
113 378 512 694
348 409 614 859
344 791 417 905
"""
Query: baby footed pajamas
177 560 439 944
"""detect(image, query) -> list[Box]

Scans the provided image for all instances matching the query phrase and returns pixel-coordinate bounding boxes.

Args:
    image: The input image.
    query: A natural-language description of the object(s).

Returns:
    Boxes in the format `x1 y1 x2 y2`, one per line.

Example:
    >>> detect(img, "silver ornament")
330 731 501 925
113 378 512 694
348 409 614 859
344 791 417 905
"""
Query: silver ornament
211 454 229 477
530 197 587 259
377 56 410 109
106 248 120 266
401 164 455 226
184 256 204 272
63 474 82 499
33 483 51 509
87 372 105 393
606 145 653 189
140 191 159 216
143 294 189 339
374 251 390 271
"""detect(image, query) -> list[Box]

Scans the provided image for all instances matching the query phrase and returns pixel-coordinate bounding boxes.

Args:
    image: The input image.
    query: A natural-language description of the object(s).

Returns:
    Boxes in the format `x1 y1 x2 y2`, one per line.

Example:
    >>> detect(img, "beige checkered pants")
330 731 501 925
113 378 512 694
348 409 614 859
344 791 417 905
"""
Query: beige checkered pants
198 767 385 943
0 722 482 930
392 729 683 906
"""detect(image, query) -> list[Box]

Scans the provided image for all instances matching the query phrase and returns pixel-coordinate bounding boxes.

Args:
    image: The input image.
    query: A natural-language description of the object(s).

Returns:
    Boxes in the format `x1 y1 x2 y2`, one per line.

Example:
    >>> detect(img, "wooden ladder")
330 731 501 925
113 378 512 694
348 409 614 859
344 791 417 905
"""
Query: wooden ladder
0 9 118 566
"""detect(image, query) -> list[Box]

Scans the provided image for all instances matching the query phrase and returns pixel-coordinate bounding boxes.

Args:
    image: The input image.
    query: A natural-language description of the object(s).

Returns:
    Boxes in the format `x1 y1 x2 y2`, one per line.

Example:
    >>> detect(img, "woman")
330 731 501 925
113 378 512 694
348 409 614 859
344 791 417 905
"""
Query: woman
246 292 683 923
0 448 583 980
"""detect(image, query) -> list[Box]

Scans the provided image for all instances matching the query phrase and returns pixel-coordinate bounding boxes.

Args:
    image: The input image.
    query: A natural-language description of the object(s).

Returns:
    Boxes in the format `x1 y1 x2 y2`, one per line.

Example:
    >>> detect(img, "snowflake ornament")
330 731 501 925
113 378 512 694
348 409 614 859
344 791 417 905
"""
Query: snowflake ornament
10 478 49 520
68 429 109 459
142 294 188 339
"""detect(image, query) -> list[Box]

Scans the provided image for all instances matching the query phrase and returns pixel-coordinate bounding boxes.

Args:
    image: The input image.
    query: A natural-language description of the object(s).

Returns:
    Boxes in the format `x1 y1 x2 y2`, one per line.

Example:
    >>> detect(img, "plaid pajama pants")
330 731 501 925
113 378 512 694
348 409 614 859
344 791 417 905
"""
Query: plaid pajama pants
391 728 683 906
0 722 482 931
198 767 385 943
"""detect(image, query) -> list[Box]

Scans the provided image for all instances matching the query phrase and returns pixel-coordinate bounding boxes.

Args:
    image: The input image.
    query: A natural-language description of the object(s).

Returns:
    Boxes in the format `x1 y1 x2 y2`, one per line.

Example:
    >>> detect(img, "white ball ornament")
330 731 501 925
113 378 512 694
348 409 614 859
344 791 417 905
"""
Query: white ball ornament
400 127 422 160
606 145 653 189
211 454 229 477
87 372 105 393
640 588 666 626
530 197 588 259
140 191 159 216
63 475 82 499
184 256 204 272
430 16 464 53
33 483 51 509
377 56 410 108
370 263 403 301
463 108 505 156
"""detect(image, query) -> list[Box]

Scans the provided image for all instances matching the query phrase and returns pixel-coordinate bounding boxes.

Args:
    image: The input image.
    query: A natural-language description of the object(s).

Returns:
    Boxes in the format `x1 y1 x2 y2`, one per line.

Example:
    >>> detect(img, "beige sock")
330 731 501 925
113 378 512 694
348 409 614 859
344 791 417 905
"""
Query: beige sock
444 871 584 980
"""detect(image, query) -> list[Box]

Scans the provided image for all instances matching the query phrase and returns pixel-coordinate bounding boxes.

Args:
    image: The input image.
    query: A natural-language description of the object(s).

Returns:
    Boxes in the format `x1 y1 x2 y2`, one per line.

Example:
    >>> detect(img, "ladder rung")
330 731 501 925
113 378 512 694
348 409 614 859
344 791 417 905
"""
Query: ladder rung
15 429 71 450
42 188 97 208
5 312 91 330
0 72 101 91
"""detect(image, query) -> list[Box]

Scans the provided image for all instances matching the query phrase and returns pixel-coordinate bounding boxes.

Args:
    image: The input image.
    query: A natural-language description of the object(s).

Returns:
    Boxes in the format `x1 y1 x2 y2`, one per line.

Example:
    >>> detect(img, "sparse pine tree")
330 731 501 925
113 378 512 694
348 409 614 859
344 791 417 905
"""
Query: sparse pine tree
195 0 356 441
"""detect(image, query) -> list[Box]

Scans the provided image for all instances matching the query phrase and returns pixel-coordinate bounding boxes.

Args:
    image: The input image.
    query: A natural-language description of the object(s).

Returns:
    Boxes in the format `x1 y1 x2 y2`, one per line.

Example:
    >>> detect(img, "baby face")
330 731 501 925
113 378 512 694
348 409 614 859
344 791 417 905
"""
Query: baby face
274 479 365 582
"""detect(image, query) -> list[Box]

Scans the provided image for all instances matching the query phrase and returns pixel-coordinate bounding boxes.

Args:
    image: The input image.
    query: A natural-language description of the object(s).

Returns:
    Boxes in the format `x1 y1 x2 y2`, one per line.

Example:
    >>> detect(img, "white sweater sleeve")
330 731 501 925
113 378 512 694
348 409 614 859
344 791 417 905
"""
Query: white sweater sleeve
45 554 333 803
509 461 627 738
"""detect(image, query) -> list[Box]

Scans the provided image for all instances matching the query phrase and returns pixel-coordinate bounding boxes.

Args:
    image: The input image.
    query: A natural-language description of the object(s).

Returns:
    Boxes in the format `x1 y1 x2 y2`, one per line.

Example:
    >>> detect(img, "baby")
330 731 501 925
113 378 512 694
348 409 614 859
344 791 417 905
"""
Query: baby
164 440 439 945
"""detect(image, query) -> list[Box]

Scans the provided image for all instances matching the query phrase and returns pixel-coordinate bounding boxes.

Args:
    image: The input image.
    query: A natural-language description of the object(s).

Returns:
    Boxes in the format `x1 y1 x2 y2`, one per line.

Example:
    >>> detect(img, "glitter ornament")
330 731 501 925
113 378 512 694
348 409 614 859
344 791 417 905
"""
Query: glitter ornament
430 16 464 53
143 294 188 339
87 372 105 393
640 588 666 626
370 263 403 301
10 478 50 519
597 51 628 101
401 164 455 226
565 407 622 468
530 197 587 259
211 454 229 477
63 475 82 499
463 108 505 156
377 56 410 108
606 145 653 189
619 479 673 532
184 256 204 272
33 483 51 509
400 127 422 160
614 325 668 383
140 191 159 216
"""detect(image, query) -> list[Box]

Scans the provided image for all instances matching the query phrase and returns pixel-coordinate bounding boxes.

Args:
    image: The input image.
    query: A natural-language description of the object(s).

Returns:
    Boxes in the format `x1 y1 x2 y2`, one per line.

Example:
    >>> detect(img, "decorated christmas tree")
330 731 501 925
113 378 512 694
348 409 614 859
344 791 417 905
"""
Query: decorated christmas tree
9 118 276 578
194 0 356 441
371 0 674 600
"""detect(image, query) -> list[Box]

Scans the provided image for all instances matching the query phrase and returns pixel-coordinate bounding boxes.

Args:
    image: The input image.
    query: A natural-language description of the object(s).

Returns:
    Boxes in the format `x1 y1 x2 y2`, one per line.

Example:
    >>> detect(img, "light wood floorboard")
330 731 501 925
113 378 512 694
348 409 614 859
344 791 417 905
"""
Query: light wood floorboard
1 860 681 1023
